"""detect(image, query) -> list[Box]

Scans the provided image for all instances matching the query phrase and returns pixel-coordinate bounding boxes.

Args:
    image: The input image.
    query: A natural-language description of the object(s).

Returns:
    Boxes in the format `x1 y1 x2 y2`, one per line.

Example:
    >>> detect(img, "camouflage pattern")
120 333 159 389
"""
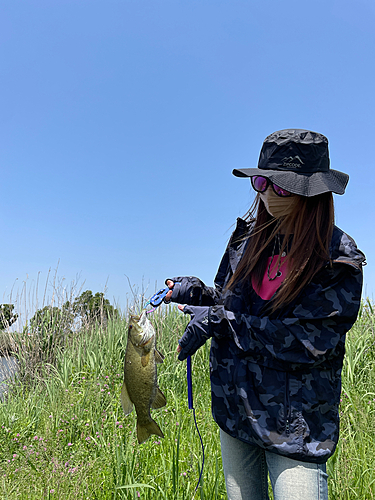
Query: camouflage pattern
170 218 365 464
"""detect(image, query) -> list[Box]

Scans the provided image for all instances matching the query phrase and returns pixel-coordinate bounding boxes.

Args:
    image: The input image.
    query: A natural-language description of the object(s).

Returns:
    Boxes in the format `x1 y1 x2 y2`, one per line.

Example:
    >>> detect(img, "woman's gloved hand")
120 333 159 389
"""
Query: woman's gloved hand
164 277 205 306
176 305 212 361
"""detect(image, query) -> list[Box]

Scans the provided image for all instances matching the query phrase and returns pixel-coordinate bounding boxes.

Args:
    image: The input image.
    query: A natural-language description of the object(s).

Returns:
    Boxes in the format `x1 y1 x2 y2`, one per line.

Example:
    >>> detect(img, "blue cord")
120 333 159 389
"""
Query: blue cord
187 356 205 493
187 356 193 409
143 296 205 493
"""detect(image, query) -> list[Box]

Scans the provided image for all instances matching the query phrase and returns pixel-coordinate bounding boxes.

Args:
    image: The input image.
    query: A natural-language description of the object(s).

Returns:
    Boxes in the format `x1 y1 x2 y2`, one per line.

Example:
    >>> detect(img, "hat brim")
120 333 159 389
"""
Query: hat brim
232 168 349 197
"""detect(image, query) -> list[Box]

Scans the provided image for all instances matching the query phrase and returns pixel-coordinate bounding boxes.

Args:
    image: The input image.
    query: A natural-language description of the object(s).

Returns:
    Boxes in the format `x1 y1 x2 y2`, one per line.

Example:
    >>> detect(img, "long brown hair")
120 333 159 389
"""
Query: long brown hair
227 192 335 312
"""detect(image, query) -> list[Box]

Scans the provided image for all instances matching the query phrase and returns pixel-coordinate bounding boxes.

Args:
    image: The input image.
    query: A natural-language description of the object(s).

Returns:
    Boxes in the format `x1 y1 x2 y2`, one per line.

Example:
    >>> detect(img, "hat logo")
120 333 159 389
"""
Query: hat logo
282 156 304 168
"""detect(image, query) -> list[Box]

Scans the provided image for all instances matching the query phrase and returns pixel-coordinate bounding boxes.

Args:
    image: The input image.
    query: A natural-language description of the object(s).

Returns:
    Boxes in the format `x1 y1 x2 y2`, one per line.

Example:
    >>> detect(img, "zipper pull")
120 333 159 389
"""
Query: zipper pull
285 419 290 436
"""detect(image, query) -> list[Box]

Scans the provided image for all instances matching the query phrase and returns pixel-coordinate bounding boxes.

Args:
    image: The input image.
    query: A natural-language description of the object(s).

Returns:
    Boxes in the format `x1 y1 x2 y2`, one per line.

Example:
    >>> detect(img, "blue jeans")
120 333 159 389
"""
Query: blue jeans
220 430 328 500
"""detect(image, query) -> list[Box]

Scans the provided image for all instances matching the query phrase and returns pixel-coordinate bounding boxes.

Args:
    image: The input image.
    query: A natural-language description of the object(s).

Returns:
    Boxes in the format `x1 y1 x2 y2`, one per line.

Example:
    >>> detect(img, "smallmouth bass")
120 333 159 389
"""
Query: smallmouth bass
121 311 167 444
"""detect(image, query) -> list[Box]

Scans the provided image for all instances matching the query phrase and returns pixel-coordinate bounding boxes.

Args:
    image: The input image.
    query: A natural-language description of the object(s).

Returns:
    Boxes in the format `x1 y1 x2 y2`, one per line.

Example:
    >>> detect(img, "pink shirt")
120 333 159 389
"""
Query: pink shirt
251 254 290 300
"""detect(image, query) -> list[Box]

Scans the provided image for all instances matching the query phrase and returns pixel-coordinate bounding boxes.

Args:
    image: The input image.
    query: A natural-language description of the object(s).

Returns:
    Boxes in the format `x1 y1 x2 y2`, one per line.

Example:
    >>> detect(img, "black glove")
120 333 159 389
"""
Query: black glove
178 306 212 361
164 277 206 306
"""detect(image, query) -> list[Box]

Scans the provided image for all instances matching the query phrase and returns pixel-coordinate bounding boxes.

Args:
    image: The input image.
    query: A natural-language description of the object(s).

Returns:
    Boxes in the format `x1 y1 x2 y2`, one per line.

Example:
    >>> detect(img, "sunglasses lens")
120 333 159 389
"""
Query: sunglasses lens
252 176 268 192
273 184 291 197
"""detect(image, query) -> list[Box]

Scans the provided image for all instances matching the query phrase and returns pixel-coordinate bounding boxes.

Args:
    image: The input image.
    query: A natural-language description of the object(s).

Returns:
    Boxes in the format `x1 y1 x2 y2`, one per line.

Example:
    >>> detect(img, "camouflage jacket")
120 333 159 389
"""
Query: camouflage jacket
174 218 365 463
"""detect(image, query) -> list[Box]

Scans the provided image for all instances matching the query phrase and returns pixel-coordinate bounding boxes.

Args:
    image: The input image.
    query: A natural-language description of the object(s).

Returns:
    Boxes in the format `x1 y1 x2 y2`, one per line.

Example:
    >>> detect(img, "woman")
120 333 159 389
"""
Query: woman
165 129 365 500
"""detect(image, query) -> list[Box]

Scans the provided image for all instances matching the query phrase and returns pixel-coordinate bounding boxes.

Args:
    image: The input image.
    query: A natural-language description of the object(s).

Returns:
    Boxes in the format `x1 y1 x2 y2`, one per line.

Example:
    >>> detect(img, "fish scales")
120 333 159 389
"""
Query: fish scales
121 312 166 444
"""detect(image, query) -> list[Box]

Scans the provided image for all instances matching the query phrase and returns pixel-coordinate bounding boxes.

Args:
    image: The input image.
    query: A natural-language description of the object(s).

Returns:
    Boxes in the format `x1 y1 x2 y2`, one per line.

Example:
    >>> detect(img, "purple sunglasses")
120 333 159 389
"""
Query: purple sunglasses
251 175 292 197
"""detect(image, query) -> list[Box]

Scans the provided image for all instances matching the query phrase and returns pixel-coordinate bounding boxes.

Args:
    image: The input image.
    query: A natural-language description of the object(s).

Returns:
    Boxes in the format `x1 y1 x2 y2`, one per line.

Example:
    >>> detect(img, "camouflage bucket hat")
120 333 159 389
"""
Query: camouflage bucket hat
232 129 349 197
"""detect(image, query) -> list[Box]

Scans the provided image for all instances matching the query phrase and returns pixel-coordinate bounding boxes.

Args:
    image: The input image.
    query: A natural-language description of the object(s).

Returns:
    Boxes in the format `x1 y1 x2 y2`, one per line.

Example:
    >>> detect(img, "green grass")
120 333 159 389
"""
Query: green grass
0 300 374 499
0 306 225 499
327 299 375 499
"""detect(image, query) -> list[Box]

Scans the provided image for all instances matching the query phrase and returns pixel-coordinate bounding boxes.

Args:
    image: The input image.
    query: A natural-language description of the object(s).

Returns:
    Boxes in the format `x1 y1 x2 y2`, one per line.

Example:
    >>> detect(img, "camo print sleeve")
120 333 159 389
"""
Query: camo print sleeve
209 263 363 371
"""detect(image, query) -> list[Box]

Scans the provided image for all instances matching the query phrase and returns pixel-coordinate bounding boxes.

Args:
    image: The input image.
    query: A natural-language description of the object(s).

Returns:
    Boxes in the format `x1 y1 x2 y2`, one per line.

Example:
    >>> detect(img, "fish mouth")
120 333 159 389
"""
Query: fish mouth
139 311 155 343
129 311 155 345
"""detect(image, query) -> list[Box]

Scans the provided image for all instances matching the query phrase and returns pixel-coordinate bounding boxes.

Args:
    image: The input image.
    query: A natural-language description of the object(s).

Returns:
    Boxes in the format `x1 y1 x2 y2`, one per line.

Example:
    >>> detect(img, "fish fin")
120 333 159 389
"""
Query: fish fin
141 338 153 352
151 388 167 409
141 352 150 367
120 382 134 416
154 348 164 364
137 419 164 444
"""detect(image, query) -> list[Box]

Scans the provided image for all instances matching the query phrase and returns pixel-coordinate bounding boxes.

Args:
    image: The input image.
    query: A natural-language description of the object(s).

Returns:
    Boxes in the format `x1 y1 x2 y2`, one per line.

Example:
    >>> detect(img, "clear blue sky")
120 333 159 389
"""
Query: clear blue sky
1 0 374 316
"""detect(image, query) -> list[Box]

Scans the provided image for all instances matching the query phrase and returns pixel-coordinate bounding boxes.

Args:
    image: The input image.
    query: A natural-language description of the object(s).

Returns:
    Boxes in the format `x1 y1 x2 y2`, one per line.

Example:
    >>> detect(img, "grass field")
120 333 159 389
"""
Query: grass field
0 299 374 499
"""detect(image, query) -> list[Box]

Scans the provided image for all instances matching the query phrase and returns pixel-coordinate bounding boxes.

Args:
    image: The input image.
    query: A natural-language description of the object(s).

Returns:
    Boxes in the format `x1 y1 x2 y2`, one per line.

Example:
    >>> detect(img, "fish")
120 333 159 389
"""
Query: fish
121 311 167 444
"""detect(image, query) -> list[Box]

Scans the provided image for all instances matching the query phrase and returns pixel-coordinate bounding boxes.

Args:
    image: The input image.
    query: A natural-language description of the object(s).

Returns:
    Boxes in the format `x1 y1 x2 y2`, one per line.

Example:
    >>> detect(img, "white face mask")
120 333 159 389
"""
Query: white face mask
260 188 299 218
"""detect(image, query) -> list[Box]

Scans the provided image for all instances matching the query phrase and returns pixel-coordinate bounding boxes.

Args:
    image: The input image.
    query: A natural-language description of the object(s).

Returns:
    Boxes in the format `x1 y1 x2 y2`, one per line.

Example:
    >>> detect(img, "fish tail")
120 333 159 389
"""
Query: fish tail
137 419 164 444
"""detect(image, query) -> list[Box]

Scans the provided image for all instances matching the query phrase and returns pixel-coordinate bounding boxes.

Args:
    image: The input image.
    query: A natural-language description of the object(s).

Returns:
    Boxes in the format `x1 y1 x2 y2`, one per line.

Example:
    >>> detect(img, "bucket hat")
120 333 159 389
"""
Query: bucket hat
232 129 349 197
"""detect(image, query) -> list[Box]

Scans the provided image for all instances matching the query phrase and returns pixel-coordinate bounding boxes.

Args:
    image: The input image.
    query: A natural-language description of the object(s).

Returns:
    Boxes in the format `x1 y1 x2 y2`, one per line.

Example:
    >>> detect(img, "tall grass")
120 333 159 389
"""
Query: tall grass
327 299 375 499
0 294 374 498
0 304 226 499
